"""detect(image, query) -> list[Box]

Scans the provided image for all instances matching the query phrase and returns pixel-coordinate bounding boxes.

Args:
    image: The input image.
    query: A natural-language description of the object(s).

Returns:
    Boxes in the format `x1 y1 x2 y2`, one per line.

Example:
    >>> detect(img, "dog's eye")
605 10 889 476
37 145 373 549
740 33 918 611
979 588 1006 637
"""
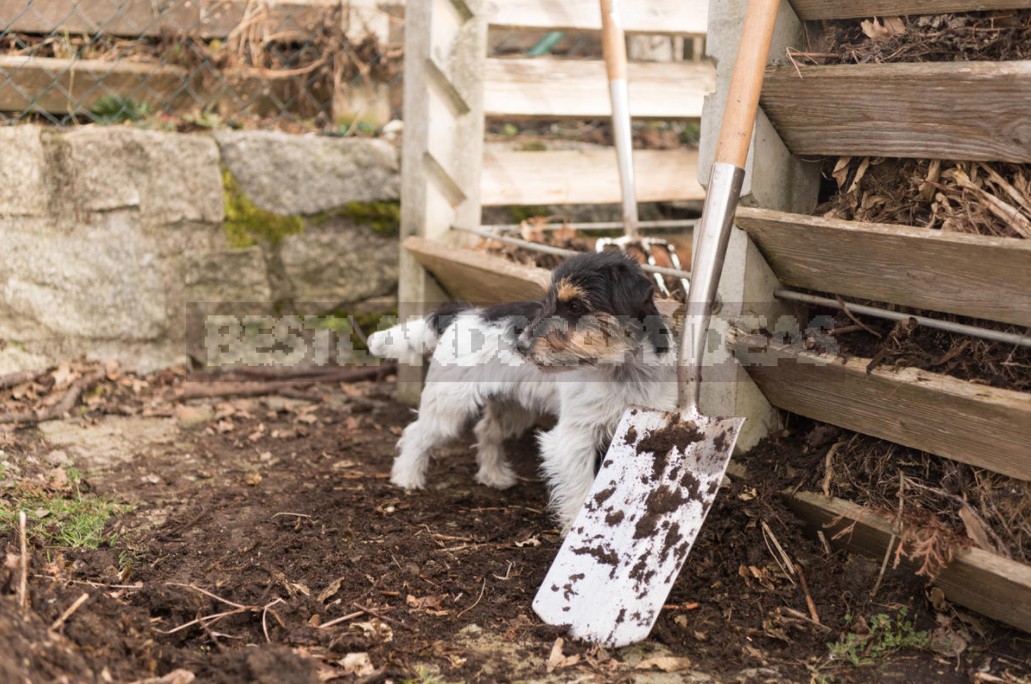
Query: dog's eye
568 301 586 315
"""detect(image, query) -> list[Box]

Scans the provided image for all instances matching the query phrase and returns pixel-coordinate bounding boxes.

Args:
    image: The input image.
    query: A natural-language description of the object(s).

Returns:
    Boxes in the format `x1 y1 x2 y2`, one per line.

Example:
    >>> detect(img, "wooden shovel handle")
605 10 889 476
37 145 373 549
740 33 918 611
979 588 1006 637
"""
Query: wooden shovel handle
599 0 627 81
714 0 781 168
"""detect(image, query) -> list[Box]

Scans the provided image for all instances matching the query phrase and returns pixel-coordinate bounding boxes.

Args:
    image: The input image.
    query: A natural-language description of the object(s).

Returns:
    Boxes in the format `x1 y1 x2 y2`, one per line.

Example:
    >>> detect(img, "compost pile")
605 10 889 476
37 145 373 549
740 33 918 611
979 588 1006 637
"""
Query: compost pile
806 10 1031 64
785 11 1031 572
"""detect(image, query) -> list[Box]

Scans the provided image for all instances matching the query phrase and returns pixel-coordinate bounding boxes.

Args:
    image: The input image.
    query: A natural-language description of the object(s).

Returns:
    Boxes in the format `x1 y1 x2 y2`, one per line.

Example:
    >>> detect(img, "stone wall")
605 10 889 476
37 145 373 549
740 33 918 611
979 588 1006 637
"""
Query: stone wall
0 126 400 373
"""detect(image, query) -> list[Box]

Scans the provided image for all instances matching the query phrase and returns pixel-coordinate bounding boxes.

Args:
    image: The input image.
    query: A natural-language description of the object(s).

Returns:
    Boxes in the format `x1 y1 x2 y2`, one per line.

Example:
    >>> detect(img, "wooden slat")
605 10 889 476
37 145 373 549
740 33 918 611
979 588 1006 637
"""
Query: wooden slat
404 236 551 304
761 61 1031 163
485 58 714 119
730 333 1031 481
485 0 707 35
789 0 1031 21
735 207 1031 327
481 148 705 206
0 0 338 39
786 491 1031 634
0 55 189 115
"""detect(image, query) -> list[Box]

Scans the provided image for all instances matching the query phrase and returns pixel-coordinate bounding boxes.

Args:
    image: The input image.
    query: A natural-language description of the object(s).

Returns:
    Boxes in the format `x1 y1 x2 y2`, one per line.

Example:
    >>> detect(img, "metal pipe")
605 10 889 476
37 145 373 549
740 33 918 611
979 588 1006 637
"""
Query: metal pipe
776 289 1031 349
454 225 693 284
485 219 699 233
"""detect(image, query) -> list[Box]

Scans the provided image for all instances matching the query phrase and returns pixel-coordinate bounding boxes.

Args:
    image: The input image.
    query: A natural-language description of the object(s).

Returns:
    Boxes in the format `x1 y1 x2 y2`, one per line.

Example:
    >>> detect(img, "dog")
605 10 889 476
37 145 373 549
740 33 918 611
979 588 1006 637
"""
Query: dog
368 251 677 529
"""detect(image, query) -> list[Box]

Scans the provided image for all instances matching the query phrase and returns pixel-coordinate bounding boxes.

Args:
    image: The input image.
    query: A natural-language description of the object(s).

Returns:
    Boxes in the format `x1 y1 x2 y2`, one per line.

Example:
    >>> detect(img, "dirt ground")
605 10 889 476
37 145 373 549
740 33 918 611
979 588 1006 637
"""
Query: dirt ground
1 369 1030 683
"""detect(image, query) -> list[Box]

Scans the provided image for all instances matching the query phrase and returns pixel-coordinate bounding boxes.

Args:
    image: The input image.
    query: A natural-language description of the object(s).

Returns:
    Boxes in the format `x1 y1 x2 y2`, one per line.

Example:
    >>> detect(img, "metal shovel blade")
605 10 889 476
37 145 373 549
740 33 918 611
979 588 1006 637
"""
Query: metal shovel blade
532 406 744 647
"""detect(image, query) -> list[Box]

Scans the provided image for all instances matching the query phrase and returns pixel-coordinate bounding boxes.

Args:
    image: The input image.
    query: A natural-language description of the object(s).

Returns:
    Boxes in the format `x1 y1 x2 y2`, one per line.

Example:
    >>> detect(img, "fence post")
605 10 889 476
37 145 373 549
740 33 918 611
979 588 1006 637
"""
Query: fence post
396 0 488 404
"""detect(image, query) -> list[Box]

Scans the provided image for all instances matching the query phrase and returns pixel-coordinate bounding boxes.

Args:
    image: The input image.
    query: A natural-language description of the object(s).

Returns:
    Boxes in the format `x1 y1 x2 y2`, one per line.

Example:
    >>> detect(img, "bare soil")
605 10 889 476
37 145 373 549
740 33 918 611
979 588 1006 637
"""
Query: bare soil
1 370 1030 683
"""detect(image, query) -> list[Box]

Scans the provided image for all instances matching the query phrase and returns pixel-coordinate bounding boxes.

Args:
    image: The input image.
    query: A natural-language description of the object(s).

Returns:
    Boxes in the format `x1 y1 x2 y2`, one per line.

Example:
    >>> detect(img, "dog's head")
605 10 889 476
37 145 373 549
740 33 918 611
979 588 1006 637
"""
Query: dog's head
517 251 671 368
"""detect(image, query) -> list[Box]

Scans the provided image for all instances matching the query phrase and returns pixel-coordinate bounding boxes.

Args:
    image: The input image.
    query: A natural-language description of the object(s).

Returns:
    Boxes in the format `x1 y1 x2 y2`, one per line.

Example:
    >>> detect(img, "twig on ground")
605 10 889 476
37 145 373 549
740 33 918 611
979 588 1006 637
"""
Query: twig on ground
263 597 285 643
200 617 228 653
271 512 312 520
795 566 821 625
872 471 905 598
318 610 365 629
761 520 797 584
0 368 48 390
351 601 406 628
168 364 395 401
18 511 28 614
166 582 250 610
457 578 487 618
0 369 106 425
50 592 90 631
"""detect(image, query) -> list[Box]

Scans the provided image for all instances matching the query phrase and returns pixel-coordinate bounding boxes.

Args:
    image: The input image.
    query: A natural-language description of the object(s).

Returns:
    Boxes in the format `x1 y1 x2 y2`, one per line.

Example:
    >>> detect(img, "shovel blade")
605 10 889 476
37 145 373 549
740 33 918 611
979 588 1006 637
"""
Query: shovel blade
532 406 744 647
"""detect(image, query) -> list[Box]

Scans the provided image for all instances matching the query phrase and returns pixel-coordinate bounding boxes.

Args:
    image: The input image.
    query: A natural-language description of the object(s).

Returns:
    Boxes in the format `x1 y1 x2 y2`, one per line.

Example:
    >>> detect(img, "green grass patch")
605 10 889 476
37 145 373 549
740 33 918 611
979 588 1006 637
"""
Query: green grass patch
827 607 929 667
0 468 131 550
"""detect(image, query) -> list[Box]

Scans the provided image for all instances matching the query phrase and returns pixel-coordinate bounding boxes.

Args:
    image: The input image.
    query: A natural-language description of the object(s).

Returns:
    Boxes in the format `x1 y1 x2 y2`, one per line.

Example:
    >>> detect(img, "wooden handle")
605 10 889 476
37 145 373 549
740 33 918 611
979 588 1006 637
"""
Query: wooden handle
714 0 781 168
599 0 627 81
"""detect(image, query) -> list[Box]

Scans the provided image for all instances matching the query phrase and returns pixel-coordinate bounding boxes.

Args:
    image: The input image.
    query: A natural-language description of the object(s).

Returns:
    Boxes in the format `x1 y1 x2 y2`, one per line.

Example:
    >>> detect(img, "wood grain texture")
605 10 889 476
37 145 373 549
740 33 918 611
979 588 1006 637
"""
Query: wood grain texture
481 148 705 206
0 55 189 114
789 0 1031 20
0 0 337 39
485 58 715 119
786 491 1031 634
485 0 707 35
403 236 550 304
735 207 1031 327
730 334 1031 481
761 61 1031 163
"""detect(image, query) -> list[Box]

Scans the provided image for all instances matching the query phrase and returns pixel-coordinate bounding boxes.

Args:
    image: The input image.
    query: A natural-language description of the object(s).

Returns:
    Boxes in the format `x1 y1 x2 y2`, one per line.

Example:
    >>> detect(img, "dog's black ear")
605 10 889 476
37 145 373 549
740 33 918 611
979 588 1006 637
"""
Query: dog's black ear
611 262 672 355
610 262 656 319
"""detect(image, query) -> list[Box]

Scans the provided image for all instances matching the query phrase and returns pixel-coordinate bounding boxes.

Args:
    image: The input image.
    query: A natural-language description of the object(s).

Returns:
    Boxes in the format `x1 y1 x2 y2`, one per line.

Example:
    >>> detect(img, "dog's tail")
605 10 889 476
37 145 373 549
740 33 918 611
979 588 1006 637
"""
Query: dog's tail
367 302 468 364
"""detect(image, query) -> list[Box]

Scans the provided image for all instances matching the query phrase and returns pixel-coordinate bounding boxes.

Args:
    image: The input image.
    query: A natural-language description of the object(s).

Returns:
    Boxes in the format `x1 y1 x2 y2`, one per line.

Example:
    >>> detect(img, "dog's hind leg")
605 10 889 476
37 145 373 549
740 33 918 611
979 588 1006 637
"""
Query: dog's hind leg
391 386 471 490
473 400 532 490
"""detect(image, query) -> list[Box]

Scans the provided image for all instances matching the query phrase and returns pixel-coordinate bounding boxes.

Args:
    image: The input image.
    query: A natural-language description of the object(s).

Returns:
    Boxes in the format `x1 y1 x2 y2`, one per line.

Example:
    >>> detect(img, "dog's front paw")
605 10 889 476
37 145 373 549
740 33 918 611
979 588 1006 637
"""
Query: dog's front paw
390 466 426 490
475 464 518 490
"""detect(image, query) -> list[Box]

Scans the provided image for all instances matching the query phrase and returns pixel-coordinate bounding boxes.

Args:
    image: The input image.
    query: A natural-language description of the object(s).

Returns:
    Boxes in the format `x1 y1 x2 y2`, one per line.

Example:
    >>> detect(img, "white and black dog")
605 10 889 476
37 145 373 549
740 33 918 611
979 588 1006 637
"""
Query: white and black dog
368 251 677 529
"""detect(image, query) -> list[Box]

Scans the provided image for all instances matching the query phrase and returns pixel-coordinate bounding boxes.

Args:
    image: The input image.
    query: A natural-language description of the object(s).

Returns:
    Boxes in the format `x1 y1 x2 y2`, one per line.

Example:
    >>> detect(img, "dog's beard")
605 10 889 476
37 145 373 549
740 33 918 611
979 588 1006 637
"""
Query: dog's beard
527 313 639 368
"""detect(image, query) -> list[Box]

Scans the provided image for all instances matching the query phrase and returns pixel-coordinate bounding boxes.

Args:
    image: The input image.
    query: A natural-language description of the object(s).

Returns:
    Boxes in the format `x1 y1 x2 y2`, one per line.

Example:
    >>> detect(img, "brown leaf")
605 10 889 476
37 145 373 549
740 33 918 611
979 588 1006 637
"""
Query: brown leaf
636 655 694 672
339 652 375 676
546 637 580 673
318 577 345 603
860 16 906 42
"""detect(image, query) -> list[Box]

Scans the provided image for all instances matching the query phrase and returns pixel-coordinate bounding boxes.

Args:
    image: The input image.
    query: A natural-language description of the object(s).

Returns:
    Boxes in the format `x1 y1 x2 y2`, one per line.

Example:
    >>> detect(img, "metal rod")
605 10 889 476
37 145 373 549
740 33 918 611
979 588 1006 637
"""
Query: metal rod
455 225 693 284
776 289 1031 349
484 219 699 233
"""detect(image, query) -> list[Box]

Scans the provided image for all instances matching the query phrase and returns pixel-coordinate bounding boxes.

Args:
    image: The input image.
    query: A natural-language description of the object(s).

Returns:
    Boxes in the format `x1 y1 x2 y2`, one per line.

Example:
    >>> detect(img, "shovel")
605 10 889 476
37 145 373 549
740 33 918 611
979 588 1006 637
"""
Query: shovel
594 0 690 298
532 0 782 647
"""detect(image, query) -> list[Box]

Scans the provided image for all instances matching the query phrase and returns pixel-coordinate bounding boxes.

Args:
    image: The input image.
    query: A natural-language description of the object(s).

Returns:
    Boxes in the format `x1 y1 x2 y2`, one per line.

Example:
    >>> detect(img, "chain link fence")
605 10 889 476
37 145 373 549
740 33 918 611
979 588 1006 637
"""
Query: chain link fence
2 3 702 135
0 0 403 131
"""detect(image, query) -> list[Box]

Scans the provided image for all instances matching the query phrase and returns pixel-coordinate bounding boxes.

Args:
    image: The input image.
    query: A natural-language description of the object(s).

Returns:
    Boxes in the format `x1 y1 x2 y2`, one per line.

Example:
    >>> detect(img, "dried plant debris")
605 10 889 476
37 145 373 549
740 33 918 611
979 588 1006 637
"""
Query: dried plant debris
803 302 1031 391
806 10 1031 64
474 218 591 270
746 425 1031 569
818 157 1031 239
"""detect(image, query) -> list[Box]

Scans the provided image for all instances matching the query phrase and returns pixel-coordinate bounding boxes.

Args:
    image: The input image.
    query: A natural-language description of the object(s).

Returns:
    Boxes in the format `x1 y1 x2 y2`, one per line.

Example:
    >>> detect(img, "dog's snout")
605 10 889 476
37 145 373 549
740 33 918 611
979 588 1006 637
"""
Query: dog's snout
516 334 532 356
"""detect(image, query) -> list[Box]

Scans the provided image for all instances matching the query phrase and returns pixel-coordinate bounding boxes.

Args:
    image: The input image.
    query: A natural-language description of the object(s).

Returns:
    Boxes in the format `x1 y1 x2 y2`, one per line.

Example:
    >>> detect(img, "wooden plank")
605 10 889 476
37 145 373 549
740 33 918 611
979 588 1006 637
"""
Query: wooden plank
0 55 189 115
481 148 705 206
404 236 550 304
0 0 339 39
735 207 1031 328
789 0 1031 21
786 491 1031 634
485 0 707 36
761 61 1031 163
485 58 714 119
730 333 1031 481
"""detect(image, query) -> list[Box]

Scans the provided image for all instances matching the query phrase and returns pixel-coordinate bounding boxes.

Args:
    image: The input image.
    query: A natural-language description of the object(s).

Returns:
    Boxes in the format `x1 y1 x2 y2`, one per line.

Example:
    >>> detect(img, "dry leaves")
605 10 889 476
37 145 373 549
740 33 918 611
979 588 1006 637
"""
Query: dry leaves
545 637 580 672
860 16 906 42
636 655 694 672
